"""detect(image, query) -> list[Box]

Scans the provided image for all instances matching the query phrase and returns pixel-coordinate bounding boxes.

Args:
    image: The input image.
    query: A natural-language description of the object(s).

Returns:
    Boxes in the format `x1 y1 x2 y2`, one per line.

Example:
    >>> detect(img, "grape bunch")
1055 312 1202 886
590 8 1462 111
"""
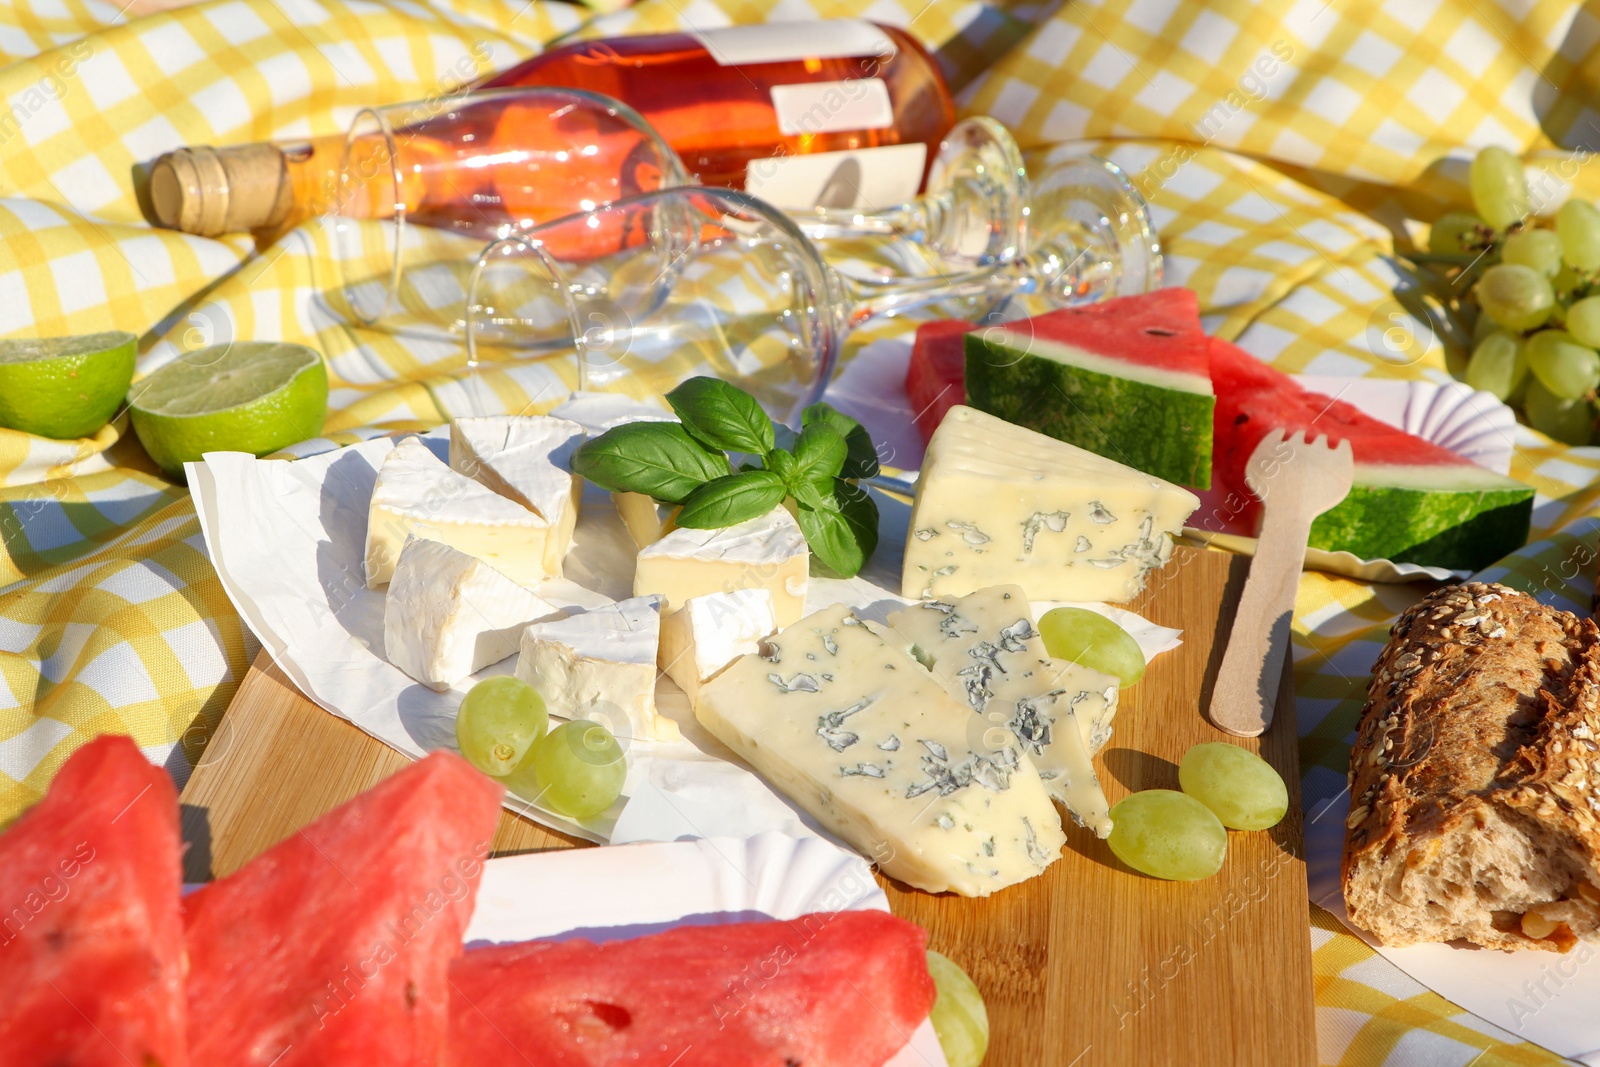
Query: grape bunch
1430 146 1600 444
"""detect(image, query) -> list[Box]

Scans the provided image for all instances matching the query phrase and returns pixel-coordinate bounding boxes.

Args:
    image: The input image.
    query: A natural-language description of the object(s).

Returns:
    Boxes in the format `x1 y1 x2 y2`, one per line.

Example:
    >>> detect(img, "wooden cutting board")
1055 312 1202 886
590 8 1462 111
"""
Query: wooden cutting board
179 542 1315 1066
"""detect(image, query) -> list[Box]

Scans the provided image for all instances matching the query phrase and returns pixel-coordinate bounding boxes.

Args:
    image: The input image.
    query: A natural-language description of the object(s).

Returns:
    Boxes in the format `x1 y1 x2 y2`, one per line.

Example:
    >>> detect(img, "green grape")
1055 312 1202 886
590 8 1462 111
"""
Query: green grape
1471 307 1503 344
1427 212 1490 255
1037 606 1145 687
1567 296 1600 347
1557 199 1600 271
1501 228 1564 278
504 719 626 819
926 951 989 1067
1475 263 1555 330
1470 146 1530 230
1524 378 1595 445
1106 790 1227 881
1464 332 1527 400
1524 329 1600 400
455 676 548 777
1177 743 1289 831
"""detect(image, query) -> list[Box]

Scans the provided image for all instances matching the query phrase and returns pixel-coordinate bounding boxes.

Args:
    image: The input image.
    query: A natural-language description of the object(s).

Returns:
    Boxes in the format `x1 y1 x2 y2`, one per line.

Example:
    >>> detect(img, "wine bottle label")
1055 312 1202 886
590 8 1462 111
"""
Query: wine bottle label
771 79 893 135
744 142 926 210
691 19 896 66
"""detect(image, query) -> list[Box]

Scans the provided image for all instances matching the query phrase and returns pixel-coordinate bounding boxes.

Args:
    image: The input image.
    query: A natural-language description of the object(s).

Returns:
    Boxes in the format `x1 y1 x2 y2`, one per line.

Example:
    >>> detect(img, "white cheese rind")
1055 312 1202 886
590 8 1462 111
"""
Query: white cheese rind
449 415 584 577
517 595 678 742
902 405 1200 603
365 436 548 588
887 585 1116 837
548 391 675 434
697 603 1066 896
383 538 560 692
634 506 809 626
658 588 778 700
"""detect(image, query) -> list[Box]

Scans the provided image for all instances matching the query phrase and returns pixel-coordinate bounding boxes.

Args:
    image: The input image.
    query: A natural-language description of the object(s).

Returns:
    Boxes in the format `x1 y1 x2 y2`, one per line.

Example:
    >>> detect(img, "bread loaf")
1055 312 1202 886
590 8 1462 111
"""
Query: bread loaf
1341 581 1600 952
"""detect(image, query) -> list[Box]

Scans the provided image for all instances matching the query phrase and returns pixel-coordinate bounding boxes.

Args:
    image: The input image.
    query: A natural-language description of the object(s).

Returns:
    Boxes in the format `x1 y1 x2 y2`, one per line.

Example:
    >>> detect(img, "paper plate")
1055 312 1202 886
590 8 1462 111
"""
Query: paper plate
468 832 949 1067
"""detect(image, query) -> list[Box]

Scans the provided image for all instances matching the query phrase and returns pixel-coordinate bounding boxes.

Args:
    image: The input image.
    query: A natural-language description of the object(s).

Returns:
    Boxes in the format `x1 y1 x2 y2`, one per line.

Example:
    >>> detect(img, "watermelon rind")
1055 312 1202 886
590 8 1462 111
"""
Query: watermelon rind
964 330 1215 487
1308 465 1534 571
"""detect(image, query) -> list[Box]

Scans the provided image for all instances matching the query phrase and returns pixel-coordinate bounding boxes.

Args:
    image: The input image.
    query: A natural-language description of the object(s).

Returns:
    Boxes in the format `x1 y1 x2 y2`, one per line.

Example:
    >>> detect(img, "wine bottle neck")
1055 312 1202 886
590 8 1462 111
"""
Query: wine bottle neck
148 133 346 237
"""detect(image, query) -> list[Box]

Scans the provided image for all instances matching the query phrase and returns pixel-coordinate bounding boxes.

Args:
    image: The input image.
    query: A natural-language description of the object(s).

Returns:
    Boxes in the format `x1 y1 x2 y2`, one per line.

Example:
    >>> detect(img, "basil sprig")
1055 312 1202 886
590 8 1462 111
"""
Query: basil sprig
571 377 881 577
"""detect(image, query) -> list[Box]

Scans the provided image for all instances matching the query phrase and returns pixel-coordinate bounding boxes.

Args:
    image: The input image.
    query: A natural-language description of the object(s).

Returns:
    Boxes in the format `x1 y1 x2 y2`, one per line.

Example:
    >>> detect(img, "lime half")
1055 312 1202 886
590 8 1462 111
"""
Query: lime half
129 341 328 476
0 330 137 439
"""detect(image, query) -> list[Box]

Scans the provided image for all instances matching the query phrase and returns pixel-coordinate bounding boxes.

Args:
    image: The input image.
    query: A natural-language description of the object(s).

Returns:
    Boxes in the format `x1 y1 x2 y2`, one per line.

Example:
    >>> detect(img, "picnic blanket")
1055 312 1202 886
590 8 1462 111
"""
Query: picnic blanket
2 0 1599 1062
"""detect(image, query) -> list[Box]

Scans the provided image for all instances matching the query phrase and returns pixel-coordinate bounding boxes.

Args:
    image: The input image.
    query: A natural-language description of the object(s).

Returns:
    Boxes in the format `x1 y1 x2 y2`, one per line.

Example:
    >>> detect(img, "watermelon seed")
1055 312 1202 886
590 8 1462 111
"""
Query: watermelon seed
1143 327 1177 336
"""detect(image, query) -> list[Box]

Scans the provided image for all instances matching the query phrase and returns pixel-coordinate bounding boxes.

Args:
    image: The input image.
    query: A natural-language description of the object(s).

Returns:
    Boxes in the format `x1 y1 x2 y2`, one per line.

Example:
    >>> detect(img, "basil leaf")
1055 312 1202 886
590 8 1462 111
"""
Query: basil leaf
666 377 776 455
792 424 847 487
571 423 730 504
794 479 879 578
789 477 827 510
675 470 788 529
801 402 880 479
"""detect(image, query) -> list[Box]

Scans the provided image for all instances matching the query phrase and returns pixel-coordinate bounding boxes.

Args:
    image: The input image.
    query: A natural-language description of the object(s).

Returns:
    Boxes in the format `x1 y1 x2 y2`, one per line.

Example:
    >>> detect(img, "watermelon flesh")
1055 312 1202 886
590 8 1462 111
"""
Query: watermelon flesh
1209 337 1534 570
964 288 1215 486
184 751 502 1067
446 910 936 1066
0 734 186 1067
906 319 976 443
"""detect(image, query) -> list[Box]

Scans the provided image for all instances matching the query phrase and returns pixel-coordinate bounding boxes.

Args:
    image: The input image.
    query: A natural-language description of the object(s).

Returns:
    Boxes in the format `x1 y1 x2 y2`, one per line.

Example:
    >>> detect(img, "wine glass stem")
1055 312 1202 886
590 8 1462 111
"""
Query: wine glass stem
796 192 952 247
838 261 1026 328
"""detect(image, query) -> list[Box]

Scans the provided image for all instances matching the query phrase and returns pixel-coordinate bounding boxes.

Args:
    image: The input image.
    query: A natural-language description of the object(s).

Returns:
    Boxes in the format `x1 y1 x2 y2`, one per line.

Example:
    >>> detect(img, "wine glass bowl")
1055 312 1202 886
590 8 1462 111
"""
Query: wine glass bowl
466 188 844 425
331 87 690 334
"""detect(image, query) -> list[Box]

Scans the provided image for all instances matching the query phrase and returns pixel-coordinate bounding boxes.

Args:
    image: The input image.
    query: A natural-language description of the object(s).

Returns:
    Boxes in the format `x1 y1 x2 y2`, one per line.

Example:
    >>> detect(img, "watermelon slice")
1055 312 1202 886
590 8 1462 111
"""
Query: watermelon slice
964 288 1215 486
184 752 502 1067
1209 337 1534 570
0 734 186 1066
906 318 976 443
445 910 936 1066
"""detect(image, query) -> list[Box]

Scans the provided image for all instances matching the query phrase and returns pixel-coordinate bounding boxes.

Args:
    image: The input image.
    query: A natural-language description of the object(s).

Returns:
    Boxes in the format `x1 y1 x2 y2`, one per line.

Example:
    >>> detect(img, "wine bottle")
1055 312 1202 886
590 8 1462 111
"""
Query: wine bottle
146 89 680 240
146 20 956 237
482 19 956 211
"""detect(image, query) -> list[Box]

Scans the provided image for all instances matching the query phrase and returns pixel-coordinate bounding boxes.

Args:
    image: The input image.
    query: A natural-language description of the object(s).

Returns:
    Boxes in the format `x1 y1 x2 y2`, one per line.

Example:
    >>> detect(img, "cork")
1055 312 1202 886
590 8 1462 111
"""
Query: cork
148 143 294 236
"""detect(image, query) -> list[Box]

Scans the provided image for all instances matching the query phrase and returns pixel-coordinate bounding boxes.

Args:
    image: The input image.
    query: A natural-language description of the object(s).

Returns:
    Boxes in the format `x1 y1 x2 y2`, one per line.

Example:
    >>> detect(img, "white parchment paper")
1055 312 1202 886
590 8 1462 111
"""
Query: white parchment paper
188 427 1179 849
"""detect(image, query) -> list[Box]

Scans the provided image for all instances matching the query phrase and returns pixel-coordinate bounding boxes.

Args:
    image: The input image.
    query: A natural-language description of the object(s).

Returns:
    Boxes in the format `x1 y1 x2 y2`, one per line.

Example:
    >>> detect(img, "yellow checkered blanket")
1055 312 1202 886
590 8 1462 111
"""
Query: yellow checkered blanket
3 0 1598 1062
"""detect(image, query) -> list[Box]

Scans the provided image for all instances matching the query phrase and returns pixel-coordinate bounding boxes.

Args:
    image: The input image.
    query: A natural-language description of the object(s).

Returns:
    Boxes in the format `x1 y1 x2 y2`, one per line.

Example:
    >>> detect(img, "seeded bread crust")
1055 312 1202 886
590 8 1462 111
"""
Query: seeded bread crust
1341 581 1600 952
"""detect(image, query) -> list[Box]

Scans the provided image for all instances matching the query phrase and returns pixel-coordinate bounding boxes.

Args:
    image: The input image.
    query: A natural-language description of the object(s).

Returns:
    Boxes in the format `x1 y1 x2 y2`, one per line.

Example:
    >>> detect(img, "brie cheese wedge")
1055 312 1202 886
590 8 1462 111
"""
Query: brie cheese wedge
365 436 550 588
383 537 560 692
658 588 778 701
518 595 677 742
634 506 809 626
450 415 584 578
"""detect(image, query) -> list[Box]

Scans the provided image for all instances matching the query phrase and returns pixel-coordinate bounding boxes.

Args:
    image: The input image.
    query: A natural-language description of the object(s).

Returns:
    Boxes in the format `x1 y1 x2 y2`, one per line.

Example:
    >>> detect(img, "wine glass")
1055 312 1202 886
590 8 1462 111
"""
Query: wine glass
791 117 1162 306
325 87 690 339
463 185 1077 426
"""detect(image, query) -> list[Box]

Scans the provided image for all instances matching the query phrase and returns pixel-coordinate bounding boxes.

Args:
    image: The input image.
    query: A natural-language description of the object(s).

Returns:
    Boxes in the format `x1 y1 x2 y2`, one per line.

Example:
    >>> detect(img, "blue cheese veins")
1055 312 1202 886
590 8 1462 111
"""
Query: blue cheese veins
902 405 1200 603
887 584 1119 839
696 603 1066 897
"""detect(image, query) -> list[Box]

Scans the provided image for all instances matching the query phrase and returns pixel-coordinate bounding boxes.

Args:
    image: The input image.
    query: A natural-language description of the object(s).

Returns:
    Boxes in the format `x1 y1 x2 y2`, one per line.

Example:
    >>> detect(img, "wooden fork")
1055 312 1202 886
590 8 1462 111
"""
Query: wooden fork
1208 429 1354 738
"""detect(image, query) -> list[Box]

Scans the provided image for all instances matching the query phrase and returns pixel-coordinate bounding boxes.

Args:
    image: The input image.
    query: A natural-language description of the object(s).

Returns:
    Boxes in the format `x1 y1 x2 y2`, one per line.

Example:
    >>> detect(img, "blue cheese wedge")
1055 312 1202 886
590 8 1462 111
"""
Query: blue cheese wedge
696 603 1067 896
365 436 551 588
634 506 809 626
449 415 584 578
886 585 1116 838
657 588 778 701
383 538 560 692
517 595 678 742
902 405 1200 603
